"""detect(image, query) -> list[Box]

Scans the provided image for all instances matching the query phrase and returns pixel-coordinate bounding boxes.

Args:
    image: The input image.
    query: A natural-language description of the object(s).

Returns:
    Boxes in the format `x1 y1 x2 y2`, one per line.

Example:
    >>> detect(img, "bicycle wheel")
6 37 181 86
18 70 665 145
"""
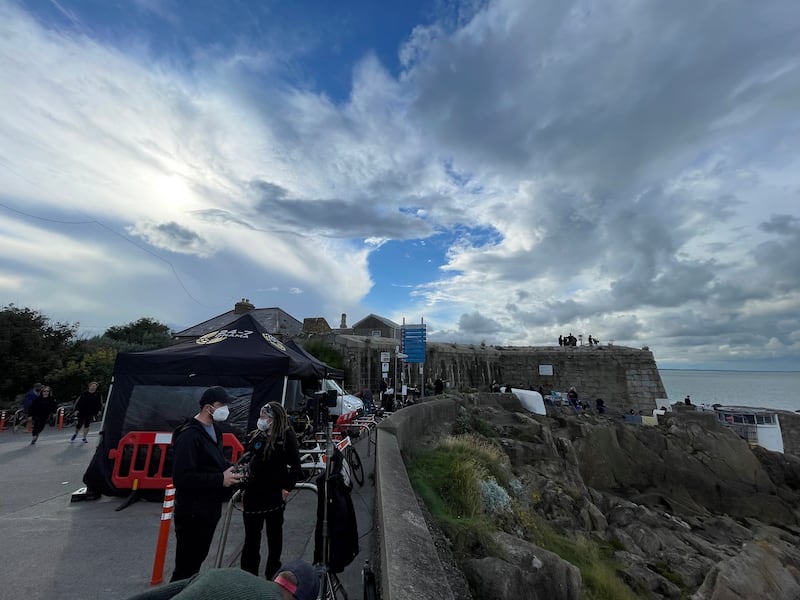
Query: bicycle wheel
12 410 27 433
346 447 364 486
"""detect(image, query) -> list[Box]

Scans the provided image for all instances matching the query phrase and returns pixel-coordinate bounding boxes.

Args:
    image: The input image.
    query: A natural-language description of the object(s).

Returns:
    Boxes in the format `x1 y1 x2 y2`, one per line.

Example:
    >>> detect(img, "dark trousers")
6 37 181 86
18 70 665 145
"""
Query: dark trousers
31 416 48 437
241 507 285 579
170 510 220 582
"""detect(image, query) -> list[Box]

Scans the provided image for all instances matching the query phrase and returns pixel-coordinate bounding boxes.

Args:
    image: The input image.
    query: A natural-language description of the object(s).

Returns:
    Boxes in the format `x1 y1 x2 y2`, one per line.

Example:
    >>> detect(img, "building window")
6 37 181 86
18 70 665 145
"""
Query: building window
371 330 381 337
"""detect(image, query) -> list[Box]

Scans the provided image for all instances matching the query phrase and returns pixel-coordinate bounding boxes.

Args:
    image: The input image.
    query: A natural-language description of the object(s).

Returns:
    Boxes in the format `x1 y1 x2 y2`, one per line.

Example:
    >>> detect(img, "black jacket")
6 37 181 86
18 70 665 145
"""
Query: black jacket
171 418 231 518
74 390 103 416
30 394 56 420
242 427 302 511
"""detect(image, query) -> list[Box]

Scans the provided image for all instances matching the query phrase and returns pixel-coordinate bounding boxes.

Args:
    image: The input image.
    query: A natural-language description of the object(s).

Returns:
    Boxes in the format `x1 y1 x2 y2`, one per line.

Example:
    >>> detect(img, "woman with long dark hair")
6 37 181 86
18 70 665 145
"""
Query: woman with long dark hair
240 401 303 579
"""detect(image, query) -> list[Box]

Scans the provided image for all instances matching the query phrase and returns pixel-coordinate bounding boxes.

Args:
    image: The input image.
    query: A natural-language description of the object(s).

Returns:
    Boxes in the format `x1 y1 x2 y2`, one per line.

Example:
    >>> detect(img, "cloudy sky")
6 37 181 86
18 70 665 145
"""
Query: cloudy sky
1 0 798 371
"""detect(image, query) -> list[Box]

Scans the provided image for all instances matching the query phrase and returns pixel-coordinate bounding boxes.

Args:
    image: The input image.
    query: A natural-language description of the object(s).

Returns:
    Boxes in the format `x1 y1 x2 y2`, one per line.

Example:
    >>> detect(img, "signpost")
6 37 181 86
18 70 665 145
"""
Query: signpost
401 323 426 398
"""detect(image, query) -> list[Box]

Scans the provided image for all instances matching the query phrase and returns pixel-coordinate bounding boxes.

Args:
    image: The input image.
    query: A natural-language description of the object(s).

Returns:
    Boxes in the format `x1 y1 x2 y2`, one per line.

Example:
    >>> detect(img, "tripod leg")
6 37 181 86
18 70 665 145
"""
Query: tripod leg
330 572 349 600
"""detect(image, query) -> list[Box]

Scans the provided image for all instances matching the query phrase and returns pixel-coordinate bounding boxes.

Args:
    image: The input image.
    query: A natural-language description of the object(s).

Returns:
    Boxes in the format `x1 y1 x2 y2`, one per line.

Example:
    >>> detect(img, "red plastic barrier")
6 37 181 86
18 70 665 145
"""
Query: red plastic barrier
108 431 244 491
333 410 358 435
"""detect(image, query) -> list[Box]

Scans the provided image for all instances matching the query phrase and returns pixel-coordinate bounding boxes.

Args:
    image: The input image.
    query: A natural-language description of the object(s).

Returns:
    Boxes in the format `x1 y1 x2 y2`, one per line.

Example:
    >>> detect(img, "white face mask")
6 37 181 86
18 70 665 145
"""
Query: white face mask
256 418 271 432
211 405 230 422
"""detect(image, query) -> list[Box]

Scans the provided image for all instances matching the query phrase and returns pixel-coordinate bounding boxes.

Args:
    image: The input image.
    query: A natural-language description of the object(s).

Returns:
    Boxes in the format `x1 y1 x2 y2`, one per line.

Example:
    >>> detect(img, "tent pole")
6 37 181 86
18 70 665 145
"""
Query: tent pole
280 375 288 407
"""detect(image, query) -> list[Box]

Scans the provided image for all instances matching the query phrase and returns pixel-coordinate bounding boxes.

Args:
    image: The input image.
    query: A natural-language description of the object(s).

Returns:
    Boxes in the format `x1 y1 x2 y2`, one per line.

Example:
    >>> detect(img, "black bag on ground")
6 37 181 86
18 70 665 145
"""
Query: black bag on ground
313 449 359 572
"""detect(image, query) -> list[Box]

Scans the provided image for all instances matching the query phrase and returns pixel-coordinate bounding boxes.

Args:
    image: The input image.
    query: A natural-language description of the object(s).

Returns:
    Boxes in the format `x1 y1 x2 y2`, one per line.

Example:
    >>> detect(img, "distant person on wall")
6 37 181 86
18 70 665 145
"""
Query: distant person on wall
170 386 243 582
241 402 303 580
595 398 606 414
558 335 563 346
434 378 444 395
684 395 691 406
71 381 102 443
30 385 56 445
567 386 579 408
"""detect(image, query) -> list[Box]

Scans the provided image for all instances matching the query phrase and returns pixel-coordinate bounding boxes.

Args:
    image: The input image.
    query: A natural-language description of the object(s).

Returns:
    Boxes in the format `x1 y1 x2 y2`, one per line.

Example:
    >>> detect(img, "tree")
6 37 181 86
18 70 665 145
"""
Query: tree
0 305 78 406
104 317 173 349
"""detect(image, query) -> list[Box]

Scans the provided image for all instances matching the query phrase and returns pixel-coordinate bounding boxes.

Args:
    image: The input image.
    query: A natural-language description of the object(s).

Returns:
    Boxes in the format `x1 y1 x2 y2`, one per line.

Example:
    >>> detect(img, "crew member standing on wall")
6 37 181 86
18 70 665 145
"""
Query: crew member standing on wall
170 386 242 582
71 381 103 443
241 402 303 580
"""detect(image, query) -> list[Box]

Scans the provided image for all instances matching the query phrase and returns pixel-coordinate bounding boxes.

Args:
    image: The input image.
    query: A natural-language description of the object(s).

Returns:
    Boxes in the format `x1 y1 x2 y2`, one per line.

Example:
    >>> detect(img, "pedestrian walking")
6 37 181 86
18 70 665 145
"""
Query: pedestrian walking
30 385 56 444
71 381 103 443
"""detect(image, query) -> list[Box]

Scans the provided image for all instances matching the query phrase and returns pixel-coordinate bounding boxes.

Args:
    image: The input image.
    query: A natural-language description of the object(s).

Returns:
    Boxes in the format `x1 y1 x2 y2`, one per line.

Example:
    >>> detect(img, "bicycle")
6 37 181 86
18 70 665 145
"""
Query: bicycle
8 408 29 433
344 444 364 487
299 437 364 487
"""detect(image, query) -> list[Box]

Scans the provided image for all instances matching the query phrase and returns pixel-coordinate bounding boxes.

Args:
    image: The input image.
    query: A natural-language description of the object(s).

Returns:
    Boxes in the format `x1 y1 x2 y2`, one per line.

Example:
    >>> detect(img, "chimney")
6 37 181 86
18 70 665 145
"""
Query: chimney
234 298 255 314
340 313 347 328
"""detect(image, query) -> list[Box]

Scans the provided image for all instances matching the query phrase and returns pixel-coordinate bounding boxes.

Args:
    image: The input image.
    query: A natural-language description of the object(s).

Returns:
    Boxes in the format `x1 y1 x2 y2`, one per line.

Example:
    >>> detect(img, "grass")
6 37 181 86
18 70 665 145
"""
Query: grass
519 510 639 600
408 434 507 555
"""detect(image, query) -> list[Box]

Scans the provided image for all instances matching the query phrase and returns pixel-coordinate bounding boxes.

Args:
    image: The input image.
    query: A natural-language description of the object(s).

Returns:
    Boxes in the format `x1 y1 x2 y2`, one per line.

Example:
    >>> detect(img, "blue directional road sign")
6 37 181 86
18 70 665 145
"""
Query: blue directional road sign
401 325 427 363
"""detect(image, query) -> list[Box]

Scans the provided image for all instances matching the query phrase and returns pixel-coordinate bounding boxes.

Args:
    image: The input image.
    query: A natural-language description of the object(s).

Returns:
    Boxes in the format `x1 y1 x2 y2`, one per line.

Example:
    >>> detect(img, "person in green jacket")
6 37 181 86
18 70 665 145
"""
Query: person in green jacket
125 560 319 600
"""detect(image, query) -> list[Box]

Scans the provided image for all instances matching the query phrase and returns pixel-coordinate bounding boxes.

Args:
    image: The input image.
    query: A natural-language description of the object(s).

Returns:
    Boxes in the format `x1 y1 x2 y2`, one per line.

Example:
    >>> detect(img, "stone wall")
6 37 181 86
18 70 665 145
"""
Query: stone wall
778 411 800 456
312 334 667 415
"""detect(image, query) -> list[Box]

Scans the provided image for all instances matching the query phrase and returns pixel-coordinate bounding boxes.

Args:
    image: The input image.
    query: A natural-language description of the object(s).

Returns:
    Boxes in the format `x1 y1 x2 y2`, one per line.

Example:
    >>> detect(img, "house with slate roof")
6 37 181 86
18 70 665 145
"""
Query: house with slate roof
350 313 402 339
173 298 303 341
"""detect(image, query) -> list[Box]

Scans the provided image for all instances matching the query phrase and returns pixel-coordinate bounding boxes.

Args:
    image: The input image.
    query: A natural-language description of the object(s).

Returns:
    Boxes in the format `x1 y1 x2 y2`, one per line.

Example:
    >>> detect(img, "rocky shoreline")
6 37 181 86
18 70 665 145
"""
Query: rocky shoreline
418 395 800 599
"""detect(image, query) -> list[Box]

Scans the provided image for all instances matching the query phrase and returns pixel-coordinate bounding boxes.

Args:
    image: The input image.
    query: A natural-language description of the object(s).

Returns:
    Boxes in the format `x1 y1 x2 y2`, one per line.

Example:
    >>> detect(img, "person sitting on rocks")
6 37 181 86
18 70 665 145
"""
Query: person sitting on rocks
567 387 579 407
595 398 605 414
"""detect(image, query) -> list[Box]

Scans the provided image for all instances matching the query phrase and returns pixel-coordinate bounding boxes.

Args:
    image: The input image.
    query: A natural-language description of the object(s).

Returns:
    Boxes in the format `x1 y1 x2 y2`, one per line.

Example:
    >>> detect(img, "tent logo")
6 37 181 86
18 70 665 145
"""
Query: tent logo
196 329 254 344
262 333 286 352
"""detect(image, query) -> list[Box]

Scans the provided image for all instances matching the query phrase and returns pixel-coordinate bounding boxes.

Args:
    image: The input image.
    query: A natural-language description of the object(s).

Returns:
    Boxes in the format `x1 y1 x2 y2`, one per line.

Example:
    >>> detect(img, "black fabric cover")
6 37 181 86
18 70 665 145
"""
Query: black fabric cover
313 449 359 572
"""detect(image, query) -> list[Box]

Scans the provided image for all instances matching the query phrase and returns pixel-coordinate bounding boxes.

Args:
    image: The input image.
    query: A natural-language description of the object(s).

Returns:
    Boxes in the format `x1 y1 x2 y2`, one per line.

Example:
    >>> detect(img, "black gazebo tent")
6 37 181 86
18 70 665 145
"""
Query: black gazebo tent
82 313 334 496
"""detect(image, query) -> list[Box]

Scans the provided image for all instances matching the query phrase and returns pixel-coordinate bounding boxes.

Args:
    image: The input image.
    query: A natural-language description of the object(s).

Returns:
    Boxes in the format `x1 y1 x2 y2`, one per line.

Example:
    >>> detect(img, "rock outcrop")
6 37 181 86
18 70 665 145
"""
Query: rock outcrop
450 397 800 600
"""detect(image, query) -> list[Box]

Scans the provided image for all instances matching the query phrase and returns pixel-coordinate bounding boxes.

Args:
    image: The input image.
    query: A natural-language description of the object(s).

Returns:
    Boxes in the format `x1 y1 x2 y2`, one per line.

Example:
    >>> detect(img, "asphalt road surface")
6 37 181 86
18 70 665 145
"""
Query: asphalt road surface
0 423 376 599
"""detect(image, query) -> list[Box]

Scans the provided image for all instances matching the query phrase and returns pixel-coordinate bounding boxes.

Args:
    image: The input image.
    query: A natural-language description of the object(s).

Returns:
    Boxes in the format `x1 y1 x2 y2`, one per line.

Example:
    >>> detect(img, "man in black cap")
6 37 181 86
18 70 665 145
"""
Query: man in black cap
170 386 243 582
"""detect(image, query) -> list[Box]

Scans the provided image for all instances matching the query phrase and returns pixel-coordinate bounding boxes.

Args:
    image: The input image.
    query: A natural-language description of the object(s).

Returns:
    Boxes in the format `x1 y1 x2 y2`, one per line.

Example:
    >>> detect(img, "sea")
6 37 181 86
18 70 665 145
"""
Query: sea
658 370 800 413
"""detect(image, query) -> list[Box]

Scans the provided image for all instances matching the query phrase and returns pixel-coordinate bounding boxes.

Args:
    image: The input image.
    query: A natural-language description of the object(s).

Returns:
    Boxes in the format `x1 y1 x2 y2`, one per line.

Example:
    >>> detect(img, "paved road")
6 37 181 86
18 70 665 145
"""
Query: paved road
0 423 376 599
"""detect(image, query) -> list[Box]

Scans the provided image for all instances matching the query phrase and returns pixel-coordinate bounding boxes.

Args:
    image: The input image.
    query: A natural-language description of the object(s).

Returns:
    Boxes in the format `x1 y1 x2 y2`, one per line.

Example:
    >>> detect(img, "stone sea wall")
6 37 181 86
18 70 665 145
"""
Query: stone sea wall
315 334 667 414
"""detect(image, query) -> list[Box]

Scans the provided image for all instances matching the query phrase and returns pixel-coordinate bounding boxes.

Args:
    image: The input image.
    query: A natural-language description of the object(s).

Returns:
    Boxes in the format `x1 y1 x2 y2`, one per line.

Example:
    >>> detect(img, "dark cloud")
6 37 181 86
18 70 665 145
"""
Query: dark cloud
252 181 435 239
458 311 503 335
128 221 208 255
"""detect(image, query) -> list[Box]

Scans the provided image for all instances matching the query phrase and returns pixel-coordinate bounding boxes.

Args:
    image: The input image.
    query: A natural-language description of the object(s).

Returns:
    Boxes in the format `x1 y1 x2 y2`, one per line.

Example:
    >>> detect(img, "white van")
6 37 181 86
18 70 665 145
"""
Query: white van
321 379 364 416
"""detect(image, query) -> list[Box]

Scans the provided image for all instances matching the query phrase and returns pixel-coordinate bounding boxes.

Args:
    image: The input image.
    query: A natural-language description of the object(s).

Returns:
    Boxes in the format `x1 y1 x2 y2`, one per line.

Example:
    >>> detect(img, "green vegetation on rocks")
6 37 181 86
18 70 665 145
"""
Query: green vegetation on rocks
409 414 639 600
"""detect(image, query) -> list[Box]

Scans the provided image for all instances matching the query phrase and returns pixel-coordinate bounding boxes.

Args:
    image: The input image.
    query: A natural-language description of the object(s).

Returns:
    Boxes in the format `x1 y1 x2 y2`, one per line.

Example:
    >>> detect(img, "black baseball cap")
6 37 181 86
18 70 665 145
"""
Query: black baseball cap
199 386 234 407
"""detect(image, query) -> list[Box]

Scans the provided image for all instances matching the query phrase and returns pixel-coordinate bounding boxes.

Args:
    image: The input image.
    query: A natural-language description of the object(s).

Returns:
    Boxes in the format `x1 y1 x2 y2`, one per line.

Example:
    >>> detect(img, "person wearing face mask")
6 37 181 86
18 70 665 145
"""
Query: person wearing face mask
170 386 243 582
241 401 303 579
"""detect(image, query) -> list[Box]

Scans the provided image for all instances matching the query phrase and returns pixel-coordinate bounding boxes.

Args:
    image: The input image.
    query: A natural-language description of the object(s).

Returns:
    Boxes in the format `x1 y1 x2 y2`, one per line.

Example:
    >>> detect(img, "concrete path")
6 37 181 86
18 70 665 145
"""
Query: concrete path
0 424 376 599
